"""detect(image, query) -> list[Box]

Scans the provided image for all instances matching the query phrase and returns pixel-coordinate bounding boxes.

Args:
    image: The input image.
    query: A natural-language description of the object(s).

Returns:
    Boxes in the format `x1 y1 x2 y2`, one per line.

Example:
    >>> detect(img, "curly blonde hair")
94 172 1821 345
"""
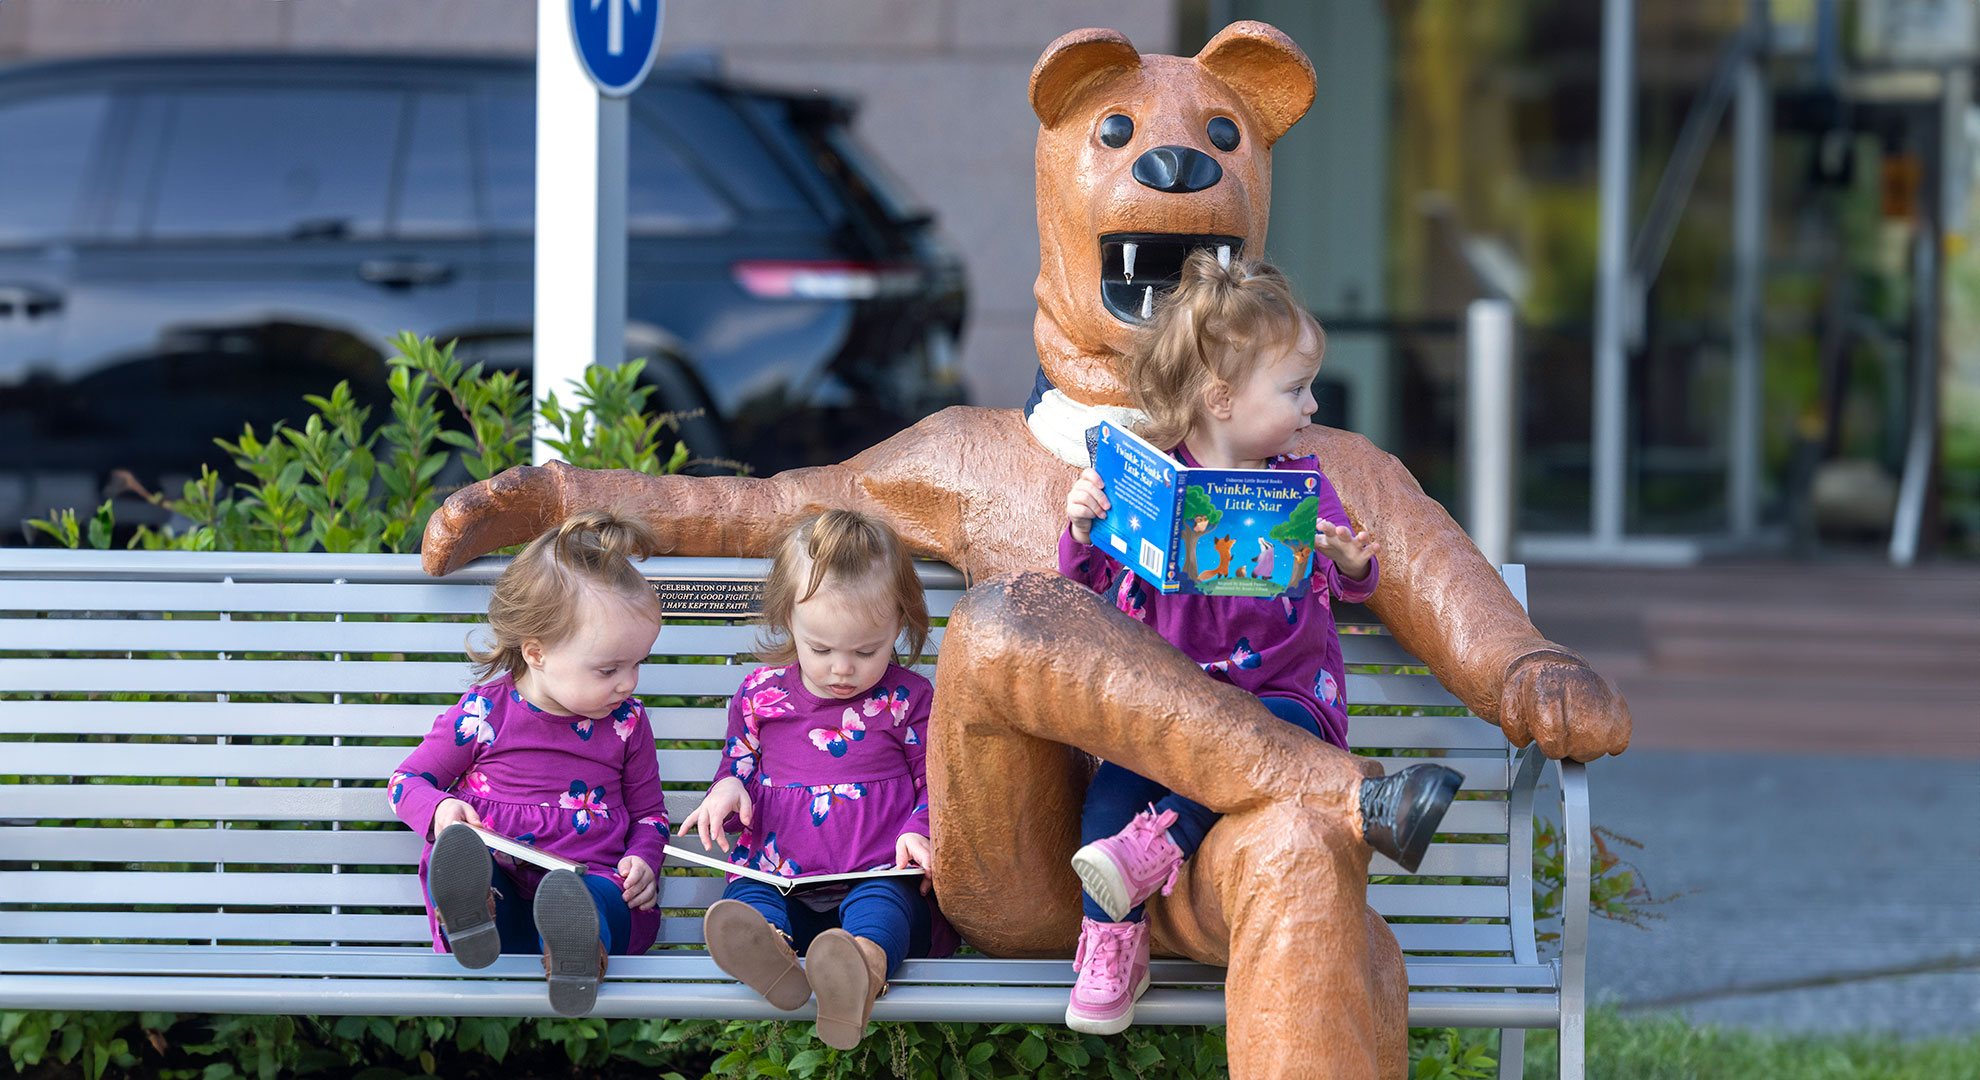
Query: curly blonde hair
1126 250 1325 451
755 510 929 667
467 510 664 682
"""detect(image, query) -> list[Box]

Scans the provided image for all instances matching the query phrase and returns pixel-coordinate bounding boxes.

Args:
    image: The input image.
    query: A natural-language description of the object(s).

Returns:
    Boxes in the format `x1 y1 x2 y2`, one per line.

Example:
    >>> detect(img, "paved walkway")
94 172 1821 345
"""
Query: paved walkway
1519 558 1980 1037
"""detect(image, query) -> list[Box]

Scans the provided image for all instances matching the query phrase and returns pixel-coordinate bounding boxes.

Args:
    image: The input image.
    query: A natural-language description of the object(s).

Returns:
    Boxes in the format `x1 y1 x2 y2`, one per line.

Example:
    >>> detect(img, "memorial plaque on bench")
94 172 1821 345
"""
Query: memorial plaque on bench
649 577 763 617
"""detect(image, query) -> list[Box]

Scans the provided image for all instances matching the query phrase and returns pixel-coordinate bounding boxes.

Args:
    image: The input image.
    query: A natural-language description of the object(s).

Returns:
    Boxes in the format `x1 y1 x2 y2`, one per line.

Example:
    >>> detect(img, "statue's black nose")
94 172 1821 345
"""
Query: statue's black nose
1131 145 1223 193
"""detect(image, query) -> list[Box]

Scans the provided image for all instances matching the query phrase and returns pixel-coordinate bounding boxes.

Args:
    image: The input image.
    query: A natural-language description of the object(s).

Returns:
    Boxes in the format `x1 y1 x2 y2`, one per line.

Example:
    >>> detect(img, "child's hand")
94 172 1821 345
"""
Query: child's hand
895 832 934 895
430 797 482 840
681 777 752 853
618 855 657 910
1314 519 1380 582
1065 468 1109 545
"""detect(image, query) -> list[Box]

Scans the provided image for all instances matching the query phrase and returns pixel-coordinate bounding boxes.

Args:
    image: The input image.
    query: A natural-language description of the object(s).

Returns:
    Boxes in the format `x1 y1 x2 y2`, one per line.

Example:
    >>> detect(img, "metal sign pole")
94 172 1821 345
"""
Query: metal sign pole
533 0 659 466
1591 0 1636 550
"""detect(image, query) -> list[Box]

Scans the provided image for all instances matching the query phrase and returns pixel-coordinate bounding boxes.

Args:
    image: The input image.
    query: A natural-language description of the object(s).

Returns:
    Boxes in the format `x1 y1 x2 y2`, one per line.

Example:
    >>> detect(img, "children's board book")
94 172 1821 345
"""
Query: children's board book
465 824 586 875
663 843 925 896
1090 419 1325 599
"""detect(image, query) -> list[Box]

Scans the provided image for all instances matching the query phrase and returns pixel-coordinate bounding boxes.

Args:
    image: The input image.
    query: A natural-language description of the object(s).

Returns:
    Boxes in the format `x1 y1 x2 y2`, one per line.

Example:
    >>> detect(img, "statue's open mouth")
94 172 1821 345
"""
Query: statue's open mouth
1099 233 1245 324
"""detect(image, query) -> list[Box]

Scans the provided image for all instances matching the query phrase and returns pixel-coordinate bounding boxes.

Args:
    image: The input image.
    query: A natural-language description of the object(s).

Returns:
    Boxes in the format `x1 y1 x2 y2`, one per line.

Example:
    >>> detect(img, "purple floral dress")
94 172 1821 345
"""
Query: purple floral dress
1060 450 1379 748
389 675 670 953
715 663 958 955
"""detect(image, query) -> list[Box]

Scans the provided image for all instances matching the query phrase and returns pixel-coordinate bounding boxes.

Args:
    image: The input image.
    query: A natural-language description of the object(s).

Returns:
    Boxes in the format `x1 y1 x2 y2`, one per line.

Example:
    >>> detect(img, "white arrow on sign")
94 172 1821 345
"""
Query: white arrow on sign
590 0 641 56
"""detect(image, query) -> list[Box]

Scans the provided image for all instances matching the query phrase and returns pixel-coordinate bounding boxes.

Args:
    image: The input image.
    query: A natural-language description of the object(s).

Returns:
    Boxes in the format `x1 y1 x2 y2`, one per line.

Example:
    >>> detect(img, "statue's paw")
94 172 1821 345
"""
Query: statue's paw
419 463 568 576
1499 655 1632 762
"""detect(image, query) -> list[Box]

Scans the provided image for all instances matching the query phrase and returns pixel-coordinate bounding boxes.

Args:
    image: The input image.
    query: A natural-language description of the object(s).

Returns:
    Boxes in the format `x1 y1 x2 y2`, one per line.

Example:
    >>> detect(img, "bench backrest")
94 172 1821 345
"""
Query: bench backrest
0 551 1531 963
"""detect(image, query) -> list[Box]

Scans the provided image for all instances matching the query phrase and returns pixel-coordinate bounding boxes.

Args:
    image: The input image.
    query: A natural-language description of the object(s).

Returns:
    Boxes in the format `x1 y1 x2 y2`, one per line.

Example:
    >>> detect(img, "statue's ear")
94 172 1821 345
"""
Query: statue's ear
1030 27 1142 128
1194 21 1315 147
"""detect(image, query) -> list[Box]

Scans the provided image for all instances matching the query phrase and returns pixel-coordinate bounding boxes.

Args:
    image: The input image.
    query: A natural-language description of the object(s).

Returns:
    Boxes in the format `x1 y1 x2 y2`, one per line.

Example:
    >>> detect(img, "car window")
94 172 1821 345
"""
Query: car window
145 88 402 240
0 91 111 245
628 110 732 234
638 85 818 222
477 83 733 235
395 91 477 237
478 84 535 232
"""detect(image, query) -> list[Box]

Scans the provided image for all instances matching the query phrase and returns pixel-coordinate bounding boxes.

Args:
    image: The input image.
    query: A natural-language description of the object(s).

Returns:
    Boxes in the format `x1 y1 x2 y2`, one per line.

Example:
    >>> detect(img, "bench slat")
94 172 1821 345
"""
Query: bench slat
4 662 1459 708
0 786 1514 837
4 743 1509 792
0 945 1559 990
1 870 1506 920
0 700 729 740
6 827 1509 880
0 581 966 620
0 620 951 660
4 742 724 782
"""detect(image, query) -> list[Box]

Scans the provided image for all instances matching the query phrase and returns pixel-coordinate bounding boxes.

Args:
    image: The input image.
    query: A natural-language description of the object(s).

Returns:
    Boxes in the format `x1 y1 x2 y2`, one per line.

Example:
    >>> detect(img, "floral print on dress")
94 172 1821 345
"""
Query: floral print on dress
807 782 865 825
1115 570 1149 621
453 695 495 746
569 717 593 741
1315 668 1342 710
808 709 867 757
559 780 611 834
743 666 788 691
862 685 912 726
747 832 799 878
1201 637 1262 675
389 770 437 805
725 727 762 781
463 771 493 796
741 685 794 728
904 723 923 746
638 815 670 842
611 700 641 742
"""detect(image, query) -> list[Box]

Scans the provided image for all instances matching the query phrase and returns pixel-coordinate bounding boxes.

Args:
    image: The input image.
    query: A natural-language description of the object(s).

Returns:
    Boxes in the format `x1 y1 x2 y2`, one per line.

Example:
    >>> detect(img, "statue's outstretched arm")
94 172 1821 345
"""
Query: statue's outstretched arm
419 415 981 575
1311 429 1631 761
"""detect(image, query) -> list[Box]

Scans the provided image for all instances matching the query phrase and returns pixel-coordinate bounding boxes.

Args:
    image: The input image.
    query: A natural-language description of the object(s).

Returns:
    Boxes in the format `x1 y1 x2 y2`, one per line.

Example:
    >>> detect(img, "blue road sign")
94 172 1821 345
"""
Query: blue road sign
569 0 664 97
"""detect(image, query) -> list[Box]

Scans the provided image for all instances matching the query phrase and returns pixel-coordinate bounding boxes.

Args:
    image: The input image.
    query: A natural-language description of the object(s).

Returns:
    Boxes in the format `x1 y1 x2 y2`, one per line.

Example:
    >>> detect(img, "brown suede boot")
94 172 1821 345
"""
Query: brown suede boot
809 929 889 1050
703 899 811 1010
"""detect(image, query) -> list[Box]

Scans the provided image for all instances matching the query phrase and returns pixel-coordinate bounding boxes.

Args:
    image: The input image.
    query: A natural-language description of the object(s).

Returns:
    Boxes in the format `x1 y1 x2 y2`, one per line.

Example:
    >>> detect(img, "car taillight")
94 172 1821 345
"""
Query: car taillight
732 260 921 300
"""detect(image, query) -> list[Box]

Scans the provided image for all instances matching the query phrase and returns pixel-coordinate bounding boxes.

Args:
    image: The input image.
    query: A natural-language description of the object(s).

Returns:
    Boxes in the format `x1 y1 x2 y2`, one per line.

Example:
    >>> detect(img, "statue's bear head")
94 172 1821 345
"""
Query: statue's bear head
1028 21 1317 407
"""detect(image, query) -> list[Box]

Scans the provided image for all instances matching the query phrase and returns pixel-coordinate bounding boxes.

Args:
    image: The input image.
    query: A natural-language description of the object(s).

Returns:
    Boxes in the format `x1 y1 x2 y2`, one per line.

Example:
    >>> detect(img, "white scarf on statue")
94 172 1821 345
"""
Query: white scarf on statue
1024 388 1149 468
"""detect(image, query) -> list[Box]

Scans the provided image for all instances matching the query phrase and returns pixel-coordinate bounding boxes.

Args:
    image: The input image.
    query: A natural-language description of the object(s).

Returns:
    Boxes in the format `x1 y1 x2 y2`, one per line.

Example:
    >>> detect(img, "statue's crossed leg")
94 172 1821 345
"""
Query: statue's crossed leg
929 571 1406 1080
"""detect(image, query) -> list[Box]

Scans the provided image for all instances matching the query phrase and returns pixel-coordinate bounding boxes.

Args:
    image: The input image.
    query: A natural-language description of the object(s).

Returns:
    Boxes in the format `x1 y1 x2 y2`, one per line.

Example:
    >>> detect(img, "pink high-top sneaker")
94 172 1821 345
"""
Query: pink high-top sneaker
1071 806 1185 922
1065 916 1152 1035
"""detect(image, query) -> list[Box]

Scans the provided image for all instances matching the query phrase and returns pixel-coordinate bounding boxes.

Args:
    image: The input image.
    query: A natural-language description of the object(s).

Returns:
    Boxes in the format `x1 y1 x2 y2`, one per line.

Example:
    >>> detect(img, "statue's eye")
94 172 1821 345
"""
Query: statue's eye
1098 114 1134 149
1207 116 1240 152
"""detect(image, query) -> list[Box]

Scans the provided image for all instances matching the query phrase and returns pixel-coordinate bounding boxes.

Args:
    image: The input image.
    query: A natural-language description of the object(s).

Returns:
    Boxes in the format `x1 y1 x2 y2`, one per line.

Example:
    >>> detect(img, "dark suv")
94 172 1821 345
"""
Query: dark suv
0 54 967 535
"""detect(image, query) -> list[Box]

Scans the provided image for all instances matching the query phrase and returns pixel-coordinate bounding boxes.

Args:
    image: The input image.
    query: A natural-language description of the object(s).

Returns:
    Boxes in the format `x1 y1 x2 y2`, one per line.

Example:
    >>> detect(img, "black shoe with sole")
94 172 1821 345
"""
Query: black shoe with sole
430 823 500 969
1360 764 1463 873
534 869 604 1017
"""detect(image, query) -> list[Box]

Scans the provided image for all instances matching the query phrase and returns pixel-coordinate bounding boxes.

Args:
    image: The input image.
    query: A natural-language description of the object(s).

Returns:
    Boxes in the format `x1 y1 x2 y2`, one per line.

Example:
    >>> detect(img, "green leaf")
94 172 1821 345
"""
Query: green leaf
966 1041 995 1065
785 1048 826 1075
1016 1035 1047 1070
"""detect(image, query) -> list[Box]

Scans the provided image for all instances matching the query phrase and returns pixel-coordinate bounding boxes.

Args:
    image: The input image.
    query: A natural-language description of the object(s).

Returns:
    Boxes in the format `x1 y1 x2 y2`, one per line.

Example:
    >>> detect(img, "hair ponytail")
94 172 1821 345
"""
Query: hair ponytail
467 510 665 682
1126 250 1322 450
756 510 929 667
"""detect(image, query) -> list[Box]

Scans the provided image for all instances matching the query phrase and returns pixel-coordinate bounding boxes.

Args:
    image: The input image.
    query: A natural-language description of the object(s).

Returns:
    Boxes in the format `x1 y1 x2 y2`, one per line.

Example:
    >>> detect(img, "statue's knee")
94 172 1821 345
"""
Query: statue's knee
946 570 1104 661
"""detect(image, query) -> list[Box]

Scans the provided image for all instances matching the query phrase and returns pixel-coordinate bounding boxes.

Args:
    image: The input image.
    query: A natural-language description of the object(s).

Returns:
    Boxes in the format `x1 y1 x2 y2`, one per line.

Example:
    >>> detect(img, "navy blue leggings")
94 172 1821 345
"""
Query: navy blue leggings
722 876 931 976
433 861 634 956
1081 695 1324 923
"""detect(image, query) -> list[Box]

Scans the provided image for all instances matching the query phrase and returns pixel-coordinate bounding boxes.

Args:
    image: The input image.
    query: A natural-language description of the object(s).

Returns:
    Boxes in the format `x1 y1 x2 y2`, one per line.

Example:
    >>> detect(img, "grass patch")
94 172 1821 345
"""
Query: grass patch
1520 1005 1980 1079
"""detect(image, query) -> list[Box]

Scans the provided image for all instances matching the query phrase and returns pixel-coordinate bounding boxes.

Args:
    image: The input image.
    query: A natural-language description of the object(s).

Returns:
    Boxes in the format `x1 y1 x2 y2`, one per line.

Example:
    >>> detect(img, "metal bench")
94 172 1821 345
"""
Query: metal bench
0 550 1588 1079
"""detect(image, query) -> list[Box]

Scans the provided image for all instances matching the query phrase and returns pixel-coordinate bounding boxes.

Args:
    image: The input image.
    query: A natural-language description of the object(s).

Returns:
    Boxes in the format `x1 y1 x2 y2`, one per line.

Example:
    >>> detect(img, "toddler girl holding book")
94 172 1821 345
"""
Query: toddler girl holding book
682 509 955 1050
387 511 670 1017
1058 252 1462 1034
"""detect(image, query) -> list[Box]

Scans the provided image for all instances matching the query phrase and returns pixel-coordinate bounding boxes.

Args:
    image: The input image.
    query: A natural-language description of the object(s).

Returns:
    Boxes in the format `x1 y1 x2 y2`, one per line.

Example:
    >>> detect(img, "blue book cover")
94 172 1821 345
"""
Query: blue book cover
1089 420 1324 598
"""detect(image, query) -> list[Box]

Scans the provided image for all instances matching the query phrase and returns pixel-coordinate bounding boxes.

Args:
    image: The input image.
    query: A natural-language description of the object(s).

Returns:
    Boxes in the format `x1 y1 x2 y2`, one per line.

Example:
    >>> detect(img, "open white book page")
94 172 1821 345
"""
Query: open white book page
663 843 924 895
465 824 585 875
